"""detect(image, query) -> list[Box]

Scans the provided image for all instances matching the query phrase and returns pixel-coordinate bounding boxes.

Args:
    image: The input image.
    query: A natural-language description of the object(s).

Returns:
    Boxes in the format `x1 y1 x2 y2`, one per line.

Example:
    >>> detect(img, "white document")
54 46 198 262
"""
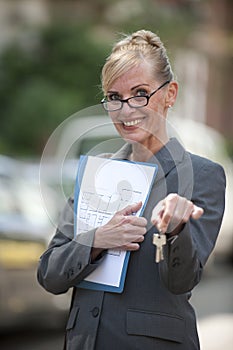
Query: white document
74 155 157 292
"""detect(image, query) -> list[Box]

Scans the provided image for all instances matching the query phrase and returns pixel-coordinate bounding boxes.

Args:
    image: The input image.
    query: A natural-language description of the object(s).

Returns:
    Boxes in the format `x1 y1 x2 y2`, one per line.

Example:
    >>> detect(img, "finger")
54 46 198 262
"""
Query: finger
126 215 147 227
151 200 164 220
151 200 164 225
120 243 140 251
191 205 204 220
134 234 145 243
120 221 147 237
174 198 193 224
180 202 194 223
118 201 142 216
159 195 179 232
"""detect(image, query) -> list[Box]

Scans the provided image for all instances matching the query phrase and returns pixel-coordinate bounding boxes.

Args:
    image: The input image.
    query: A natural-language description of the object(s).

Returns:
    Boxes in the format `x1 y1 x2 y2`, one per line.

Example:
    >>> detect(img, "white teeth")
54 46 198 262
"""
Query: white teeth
123 119 142 126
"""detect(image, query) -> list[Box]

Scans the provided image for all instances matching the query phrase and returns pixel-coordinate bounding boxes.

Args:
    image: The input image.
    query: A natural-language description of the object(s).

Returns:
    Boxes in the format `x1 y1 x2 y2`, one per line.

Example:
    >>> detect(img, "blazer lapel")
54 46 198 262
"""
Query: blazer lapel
111 138 186 184
148 138 186 183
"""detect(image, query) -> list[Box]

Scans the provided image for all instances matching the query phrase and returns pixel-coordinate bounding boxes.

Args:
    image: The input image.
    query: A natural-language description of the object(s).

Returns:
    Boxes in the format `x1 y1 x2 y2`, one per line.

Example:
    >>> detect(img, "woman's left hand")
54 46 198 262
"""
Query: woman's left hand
151 193 204 236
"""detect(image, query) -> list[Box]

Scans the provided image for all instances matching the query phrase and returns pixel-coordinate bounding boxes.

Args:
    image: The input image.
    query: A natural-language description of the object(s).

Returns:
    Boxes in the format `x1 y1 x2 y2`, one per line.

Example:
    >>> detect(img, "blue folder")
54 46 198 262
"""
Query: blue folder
74 155 158 293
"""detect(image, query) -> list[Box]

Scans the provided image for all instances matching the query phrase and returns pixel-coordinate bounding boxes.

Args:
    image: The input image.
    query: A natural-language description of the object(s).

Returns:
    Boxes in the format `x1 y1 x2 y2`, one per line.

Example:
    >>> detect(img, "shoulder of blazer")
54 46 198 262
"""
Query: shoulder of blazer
188 152 225 172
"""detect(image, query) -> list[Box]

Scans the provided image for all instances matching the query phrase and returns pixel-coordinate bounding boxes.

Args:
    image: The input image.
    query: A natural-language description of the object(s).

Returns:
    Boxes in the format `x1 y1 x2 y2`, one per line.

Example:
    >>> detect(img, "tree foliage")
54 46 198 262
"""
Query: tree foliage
0 23 108 156
0 0 199 157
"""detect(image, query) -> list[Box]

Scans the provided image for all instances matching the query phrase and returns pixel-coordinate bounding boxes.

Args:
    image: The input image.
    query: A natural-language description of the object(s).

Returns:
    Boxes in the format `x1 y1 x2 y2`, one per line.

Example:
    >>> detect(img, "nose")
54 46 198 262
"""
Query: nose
110 99 136 121
120 100 136 114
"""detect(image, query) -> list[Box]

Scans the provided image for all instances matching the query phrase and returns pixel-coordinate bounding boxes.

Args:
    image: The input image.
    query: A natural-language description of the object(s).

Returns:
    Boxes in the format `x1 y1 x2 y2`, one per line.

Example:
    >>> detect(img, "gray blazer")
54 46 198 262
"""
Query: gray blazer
37 138 226 350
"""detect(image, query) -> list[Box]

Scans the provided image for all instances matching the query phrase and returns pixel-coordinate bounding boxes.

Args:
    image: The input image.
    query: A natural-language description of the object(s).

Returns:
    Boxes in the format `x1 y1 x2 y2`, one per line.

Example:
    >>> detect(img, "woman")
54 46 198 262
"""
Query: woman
38 30 226 349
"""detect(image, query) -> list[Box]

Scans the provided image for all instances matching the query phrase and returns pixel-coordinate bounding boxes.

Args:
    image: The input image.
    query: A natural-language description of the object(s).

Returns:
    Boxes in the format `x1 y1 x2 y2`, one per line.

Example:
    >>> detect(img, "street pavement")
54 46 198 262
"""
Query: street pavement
192 262 233 350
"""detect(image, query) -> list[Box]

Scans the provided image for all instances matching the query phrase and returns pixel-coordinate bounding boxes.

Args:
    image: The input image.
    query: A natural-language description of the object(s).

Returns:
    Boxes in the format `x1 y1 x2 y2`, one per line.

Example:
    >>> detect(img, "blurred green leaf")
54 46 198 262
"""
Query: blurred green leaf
0 23 108 156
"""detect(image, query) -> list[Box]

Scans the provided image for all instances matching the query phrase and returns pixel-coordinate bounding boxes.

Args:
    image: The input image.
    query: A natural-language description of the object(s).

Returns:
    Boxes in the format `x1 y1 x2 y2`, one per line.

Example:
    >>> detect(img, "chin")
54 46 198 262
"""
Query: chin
122 135 148 146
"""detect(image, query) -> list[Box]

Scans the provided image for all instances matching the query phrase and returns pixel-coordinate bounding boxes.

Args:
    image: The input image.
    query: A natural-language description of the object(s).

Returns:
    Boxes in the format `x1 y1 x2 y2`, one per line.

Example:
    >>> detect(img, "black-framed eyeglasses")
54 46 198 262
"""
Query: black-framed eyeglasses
101 80 170 112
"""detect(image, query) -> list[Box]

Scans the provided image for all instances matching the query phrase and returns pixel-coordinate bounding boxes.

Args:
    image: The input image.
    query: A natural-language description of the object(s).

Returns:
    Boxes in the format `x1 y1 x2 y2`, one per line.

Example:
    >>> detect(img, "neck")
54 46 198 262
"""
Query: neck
130 136 169 162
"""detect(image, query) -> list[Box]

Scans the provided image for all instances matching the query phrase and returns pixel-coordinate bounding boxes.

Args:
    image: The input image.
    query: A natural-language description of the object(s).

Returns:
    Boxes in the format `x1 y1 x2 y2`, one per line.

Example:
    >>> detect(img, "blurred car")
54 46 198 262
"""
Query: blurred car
0 157 70 330
45 114 233 264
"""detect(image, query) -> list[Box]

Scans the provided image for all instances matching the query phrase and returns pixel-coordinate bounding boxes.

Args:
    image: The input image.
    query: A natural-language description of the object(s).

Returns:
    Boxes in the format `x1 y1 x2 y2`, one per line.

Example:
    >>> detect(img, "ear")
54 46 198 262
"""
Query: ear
165 81 178 108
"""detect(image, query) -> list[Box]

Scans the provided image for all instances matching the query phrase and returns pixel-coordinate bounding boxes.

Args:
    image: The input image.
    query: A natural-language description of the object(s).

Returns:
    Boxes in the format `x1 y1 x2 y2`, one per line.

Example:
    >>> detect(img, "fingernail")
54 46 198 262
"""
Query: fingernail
158 225 165 234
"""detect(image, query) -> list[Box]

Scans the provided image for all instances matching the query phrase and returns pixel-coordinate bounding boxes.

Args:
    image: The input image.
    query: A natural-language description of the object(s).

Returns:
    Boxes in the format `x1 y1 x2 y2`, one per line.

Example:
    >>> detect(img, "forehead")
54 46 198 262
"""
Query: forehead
109 62 155 91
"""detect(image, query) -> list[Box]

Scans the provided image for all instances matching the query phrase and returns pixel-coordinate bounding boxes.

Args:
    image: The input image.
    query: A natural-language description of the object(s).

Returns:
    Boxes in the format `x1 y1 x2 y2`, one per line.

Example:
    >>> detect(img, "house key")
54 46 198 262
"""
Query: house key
153 233 166 263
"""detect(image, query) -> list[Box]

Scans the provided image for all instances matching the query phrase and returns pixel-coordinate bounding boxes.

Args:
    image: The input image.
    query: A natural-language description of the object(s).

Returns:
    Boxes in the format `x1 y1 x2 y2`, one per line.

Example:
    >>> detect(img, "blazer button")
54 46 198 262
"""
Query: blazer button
172 257 181 267
91 307 100 318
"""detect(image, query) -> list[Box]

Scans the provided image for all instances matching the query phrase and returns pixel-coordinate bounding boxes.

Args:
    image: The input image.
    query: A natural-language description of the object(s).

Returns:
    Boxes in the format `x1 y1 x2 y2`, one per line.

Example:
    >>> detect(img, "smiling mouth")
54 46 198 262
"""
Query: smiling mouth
122 119 143 127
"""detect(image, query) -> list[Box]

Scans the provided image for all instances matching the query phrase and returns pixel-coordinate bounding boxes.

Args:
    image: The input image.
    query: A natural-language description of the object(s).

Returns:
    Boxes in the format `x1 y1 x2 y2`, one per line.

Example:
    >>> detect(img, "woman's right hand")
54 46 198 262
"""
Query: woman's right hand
93 201 147 252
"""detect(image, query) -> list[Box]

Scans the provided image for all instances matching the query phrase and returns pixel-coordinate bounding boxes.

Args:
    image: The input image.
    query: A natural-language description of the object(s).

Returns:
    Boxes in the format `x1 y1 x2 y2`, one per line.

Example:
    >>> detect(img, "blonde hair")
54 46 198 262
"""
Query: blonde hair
101 30 174 94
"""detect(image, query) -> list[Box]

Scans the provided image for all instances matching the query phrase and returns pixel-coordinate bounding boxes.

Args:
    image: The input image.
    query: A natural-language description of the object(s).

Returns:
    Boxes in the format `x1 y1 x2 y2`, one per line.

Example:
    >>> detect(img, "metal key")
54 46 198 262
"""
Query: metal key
153 233 166 263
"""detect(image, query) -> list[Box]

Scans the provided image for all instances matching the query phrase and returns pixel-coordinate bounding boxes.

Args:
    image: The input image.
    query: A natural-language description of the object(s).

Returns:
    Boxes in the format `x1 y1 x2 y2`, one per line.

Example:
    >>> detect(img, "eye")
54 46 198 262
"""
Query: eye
108 93 121 101
135 89 148 97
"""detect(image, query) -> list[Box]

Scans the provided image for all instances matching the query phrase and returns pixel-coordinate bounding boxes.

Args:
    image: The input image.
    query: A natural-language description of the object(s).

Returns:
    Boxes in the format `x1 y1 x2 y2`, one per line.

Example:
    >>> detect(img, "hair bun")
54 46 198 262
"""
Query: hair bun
112 30 163 53
102 29 173 94
131 30 162 49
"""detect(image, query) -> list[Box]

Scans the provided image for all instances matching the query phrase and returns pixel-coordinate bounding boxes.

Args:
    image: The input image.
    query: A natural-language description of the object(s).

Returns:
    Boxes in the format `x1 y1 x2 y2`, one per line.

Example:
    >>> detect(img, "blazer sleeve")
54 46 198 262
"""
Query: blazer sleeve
37 197 106 295
159 160 226 295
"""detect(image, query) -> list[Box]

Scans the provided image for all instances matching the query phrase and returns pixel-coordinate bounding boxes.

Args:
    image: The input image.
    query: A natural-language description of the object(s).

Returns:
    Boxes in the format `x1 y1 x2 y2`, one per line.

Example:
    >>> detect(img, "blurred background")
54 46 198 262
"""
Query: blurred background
0 0 232 349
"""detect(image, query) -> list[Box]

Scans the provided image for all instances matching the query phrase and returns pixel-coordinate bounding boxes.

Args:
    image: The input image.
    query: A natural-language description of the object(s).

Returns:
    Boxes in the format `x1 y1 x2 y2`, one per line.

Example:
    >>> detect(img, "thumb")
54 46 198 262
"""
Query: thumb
191 205 204 220
119 201 142 216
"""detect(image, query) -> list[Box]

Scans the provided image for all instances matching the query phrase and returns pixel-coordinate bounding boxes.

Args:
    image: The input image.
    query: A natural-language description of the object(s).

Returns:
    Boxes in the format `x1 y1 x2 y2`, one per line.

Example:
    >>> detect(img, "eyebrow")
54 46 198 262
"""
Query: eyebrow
107 84 150 94
131 84 150 90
